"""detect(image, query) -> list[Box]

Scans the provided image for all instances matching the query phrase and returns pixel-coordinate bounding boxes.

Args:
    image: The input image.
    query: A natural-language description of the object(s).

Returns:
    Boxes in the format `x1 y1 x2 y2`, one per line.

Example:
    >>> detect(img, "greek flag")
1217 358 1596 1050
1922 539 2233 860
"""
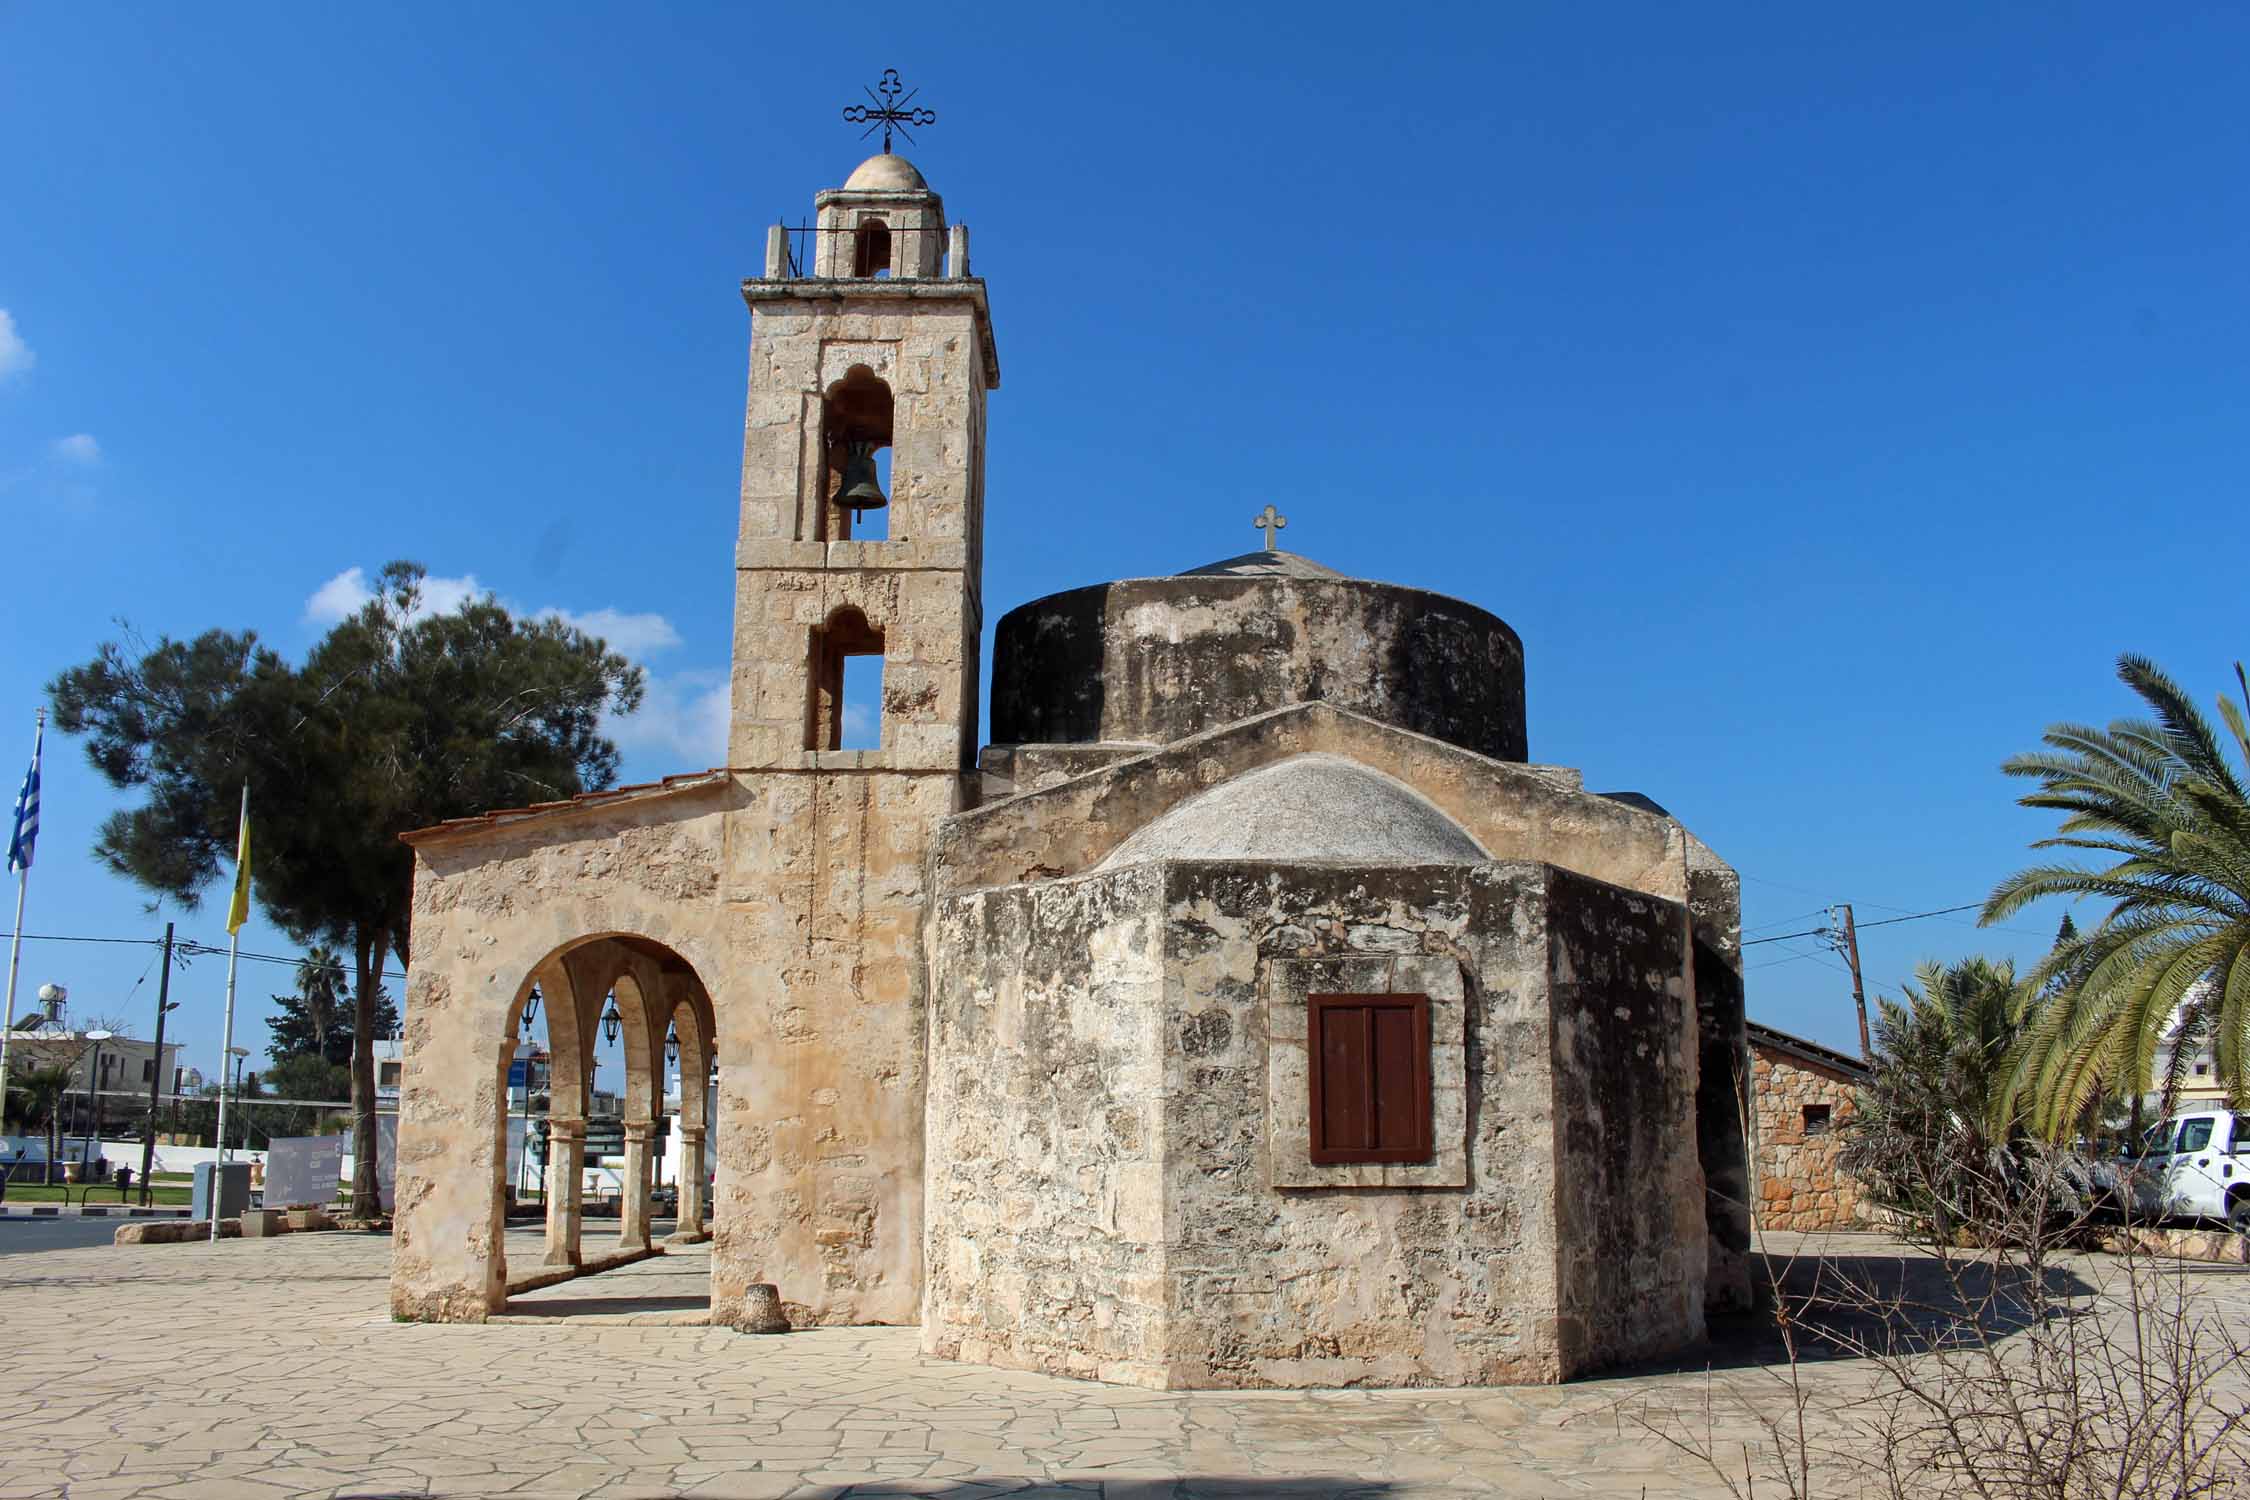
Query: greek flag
6 717 39 876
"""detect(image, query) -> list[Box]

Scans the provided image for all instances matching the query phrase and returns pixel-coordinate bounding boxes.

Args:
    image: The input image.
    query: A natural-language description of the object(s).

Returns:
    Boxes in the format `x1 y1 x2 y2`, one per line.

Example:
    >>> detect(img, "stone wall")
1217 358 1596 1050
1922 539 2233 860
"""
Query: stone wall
392 764 952 1332
1750 1039 1866 1232
923 854 1711 1389
1545 869 1707 1371
921 866 1171 1385
990 574 1527 763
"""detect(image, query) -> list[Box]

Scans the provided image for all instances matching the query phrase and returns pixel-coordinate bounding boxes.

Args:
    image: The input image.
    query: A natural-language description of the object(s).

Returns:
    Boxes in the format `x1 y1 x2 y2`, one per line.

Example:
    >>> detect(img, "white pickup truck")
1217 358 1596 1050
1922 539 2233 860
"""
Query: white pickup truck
2108 1109 2250 1232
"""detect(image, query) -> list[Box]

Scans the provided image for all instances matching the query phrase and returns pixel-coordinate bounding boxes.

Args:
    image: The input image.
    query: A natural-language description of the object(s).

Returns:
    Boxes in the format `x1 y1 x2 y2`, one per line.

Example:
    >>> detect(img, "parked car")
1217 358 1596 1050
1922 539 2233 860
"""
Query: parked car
2100 1109 2250 1232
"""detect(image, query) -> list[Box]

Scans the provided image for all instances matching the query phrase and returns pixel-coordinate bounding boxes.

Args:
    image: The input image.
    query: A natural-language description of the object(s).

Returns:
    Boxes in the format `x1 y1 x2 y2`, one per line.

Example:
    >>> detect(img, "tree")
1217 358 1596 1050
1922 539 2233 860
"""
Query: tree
6 1063 75 1178
1840 956 2034 1240
267 946 396 1066
48 561 641 1215
1982 655 2250 1139
247 1052 352 1141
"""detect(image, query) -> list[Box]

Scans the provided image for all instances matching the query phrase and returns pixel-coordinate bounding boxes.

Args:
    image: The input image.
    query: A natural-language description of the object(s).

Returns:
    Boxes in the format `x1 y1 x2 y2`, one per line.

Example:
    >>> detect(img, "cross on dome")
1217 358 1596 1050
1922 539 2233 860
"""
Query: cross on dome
1254 505 1288 550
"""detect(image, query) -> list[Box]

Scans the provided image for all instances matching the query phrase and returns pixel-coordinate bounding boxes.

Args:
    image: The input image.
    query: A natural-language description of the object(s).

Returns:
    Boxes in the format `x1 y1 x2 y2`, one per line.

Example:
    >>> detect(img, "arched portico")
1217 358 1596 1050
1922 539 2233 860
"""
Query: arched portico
394 913 731 1321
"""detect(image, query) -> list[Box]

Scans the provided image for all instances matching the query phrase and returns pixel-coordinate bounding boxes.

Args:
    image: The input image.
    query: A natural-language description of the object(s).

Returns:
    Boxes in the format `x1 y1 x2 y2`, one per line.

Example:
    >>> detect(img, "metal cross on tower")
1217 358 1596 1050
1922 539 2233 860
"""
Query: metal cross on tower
842 69 937 154
1254 505 1288 550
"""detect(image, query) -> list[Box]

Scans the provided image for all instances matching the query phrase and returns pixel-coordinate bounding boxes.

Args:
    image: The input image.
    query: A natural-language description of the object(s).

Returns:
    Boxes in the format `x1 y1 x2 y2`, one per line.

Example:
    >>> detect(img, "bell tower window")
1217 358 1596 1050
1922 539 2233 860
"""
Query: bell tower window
852 218 892 277
807 607 885 751
822 366 895 542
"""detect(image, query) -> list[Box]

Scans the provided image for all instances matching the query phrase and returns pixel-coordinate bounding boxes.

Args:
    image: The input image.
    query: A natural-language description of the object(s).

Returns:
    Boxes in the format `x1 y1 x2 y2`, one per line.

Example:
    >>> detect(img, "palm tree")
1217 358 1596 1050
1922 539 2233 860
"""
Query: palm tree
1983 655 2250 1139
1841 957 2028 1239
9 1063 76 1183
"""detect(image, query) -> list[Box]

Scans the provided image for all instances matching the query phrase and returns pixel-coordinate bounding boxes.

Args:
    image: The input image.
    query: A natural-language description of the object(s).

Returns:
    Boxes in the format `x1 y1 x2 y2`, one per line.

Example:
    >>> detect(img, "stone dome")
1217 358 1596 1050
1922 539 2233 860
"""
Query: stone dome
1098 755 1488 870
990 551 1528 763
843 152 929 192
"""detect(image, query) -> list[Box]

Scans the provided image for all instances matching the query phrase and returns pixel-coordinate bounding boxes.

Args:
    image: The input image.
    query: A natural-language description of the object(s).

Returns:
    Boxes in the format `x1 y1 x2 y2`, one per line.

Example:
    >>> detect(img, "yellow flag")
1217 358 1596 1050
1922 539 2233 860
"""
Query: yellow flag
225 786 251 935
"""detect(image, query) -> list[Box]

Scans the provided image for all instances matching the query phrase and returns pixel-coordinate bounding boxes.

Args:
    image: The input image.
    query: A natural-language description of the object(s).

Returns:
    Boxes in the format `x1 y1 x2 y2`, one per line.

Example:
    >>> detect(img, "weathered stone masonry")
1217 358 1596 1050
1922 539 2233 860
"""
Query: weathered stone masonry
1749 1022 1869 1232
388 146 1758 1392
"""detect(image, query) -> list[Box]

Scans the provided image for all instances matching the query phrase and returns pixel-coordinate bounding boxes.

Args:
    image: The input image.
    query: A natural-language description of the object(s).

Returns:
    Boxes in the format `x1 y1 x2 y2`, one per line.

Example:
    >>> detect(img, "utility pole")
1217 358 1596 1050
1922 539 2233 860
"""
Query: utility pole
1832 903 1871 1061
139 922 174 1206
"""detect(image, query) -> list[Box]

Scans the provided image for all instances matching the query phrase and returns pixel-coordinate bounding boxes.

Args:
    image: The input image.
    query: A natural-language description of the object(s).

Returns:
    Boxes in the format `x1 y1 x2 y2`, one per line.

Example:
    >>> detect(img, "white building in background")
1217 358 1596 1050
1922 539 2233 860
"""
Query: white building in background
7 1028 185 1107
2150 978 2230 1109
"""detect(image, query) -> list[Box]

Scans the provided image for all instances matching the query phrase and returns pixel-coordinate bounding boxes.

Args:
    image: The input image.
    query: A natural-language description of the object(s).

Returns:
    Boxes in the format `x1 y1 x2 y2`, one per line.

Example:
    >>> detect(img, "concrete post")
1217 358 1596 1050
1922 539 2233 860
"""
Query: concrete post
542 1116 584 1268
765 223 789 279
618 1120 653 1251
947 223 969 278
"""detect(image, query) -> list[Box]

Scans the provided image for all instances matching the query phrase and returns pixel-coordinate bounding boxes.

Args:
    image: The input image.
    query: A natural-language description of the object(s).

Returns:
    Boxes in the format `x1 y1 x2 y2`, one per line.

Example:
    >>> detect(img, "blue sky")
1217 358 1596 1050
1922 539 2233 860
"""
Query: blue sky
3 4 2245 1087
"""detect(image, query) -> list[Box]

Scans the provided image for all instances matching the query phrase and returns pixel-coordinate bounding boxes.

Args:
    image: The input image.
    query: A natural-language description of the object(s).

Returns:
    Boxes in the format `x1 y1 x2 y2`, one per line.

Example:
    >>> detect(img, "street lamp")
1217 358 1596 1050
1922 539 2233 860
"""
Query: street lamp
600 995 622 1047
224 1045 249 1160
82 1029 114 1176
664 1024 679 1068
520 986 541 1040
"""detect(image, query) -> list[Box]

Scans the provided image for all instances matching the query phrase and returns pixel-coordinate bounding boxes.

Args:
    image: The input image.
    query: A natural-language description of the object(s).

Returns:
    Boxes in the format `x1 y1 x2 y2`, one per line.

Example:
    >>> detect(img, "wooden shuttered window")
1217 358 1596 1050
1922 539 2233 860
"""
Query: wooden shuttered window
1307 993 1433 1165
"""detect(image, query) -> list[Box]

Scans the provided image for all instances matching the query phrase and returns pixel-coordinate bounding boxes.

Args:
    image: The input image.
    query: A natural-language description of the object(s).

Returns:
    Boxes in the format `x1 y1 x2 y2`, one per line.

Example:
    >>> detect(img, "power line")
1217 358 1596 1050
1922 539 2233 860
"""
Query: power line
0 931 408 983
1739 902 1983 947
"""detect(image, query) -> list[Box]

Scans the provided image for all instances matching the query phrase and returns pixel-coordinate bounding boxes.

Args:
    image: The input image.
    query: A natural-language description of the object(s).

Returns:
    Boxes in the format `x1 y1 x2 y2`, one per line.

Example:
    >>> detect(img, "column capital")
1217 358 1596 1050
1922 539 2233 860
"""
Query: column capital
547 1116 586 1140
678 1124 707 1143
621 1121 653 1144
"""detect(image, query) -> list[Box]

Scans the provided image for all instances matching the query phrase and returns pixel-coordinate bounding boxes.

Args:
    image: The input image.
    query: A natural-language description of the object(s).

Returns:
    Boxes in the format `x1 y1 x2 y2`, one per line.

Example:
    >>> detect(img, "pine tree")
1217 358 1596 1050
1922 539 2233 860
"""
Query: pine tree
49 562 641 1215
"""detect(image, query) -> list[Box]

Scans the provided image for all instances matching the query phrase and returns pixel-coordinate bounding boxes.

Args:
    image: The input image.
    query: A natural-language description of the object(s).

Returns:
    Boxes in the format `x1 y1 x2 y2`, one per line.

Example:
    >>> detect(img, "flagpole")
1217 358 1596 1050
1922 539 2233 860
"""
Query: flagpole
0 708 43 1119
0 857 28 1114
210 782 247 1241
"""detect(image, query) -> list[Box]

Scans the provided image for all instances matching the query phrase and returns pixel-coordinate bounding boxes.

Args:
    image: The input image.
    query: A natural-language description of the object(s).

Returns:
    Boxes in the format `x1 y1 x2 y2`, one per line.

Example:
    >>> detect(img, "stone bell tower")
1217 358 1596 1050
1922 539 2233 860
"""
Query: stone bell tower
712 145 998 1328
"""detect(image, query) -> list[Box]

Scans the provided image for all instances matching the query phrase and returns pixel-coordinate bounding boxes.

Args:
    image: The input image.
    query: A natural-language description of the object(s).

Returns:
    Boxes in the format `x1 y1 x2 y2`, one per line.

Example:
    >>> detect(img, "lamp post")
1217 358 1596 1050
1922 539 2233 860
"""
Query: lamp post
223 1045 249 1160
81 1029 113 1176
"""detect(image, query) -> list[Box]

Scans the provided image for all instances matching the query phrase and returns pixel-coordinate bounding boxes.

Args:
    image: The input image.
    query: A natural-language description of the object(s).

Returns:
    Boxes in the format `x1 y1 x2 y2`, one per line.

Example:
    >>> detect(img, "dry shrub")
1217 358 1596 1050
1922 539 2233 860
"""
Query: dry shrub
1634 1151 2250 1498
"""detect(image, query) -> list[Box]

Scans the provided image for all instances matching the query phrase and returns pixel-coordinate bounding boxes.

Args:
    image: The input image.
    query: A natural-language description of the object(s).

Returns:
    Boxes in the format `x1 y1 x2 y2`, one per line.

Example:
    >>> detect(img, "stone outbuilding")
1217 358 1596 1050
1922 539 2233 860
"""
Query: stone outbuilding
387 148 1757 1388
1748 1022 1870 1232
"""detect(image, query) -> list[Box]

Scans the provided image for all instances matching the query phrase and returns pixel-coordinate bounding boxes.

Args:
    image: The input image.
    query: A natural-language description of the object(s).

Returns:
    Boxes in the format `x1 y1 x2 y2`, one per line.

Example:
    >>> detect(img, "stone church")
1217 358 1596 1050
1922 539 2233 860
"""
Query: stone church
389 147 1755 1389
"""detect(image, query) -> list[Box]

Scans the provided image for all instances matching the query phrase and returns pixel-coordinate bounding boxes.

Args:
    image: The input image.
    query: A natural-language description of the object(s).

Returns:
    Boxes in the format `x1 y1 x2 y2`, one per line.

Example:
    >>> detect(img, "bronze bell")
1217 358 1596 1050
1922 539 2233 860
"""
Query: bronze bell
836 440 888 514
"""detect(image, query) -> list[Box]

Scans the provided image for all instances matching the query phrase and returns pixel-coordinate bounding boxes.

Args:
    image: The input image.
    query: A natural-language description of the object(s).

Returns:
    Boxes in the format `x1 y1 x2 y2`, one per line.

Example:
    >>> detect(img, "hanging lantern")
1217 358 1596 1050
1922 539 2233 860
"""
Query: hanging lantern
600 994 622 1046
520 987 541 1039
665 1024 680 1066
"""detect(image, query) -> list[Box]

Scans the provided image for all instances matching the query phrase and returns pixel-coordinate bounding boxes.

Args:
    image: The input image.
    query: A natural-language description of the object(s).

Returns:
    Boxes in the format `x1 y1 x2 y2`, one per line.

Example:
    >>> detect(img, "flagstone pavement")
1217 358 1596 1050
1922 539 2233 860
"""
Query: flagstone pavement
0 1225 2241 1499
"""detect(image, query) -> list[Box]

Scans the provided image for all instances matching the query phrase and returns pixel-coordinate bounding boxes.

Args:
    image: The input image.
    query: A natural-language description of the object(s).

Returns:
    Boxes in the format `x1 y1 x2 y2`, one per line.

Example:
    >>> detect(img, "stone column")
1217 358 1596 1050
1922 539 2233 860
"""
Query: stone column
669 1126 706 1241
617 1120 653 1251
542 1116 584 1268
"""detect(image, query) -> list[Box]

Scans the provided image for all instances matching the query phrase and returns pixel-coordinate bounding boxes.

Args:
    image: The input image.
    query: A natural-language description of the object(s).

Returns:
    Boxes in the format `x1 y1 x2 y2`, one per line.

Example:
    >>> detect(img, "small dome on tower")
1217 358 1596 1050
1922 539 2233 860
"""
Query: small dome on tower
844 153 928 192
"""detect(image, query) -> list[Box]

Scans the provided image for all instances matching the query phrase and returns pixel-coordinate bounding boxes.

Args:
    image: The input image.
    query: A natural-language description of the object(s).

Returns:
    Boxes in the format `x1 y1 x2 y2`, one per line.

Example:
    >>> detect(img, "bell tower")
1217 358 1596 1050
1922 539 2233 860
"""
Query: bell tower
713 139 997 1329
730 147 996 766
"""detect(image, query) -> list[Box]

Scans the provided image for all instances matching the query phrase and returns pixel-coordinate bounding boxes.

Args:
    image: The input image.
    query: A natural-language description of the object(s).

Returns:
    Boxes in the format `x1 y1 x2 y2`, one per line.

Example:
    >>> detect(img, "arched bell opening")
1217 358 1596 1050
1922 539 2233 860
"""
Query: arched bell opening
821 365 894 542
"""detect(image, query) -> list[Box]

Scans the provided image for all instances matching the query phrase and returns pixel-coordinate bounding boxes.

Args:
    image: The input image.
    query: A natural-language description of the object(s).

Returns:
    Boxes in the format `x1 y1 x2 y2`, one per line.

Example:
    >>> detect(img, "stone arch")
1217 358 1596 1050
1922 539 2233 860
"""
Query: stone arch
820 364 893 541
851 216 892 277
659 975 718 1239
807 604 886 751
470 928 727 1286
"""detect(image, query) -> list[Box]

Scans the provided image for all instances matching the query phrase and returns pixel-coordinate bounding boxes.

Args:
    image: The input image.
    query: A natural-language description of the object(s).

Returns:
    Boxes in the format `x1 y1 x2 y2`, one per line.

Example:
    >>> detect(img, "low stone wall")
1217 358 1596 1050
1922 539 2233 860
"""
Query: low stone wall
2094 1226 2250 1265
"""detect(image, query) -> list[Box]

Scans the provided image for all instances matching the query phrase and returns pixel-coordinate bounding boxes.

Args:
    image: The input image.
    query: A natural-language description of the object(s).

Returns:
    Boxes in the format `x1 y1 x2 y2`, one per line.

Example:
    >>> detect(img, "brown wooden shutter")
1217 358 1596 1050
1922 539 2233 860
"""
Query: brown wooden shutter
1308 993 1432 1165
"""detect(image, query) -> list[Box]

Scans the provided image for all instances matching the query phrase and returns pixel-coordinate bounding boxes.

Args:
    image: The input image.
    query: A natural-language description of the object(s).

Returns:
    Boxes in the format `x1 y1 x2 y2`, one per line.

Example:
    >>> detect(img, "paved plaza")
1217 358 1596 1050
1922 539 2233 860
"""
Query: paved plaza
2 1226 2244 1499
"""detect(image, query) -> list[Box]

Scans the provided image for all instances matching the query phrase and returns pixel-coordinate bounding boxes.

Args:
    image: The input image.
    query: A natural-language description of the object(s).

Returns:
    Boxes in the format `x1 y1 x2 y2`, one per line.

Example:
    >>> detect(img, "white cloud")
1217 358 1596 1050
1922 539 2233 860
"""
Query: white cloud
544 607 682 657
303 567 486 625
0 310 31 379
304 567 374 623
302 565 718 766
842 702 875 740
607 669 730 768
51 433 99 465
